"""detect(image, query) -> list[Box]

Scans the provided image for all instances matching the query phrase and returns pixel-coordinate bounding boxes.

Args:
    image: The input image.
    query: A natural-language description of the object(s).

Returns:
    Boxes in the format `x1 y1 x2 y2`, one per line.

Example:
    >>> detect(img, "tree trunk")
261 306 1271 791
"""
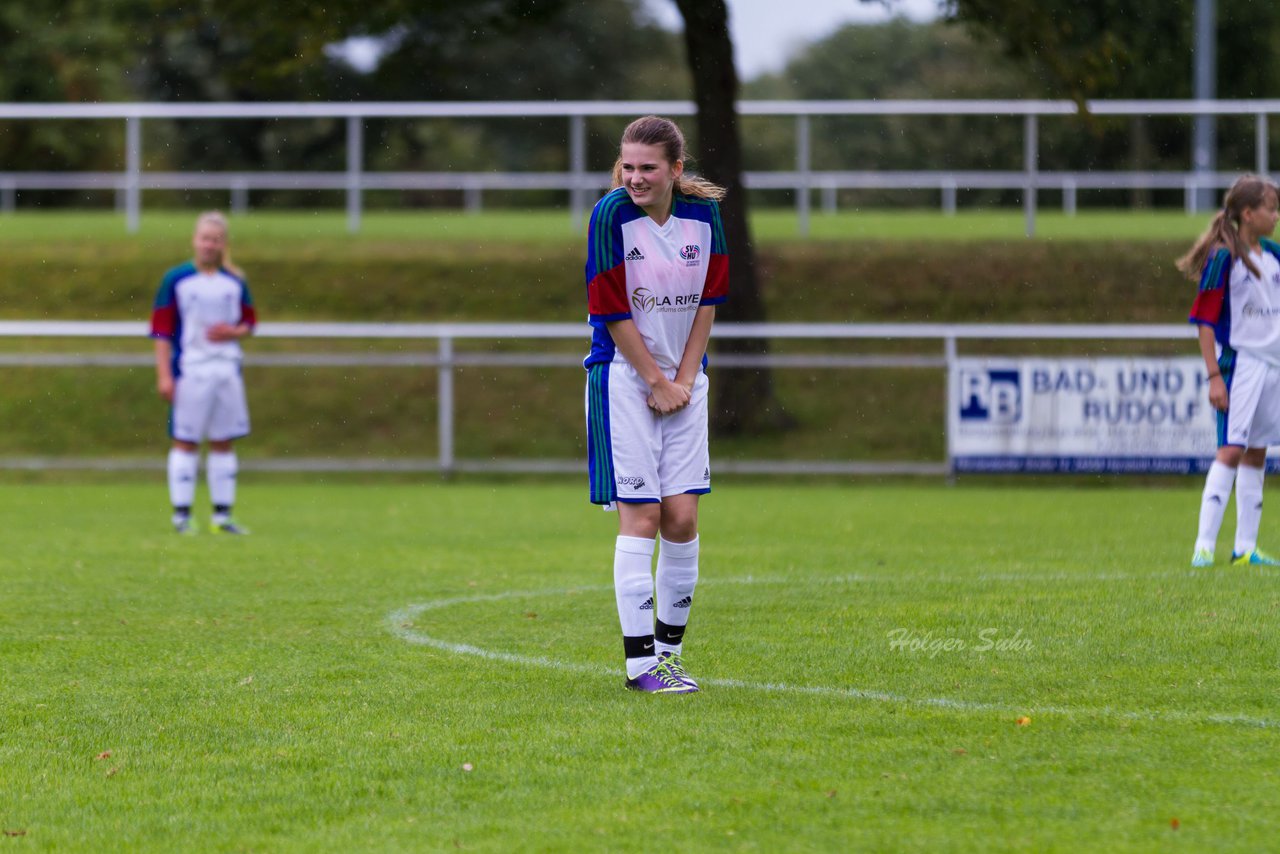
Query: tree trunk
673 0 791 434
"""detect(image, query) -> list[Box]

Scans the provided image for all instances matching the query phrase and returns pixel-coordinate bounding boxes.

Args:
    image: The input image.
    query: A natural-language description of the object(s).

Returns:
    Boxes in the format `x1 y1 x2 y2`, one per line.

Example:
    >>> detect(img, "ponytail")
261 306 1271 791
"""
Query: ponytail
1176 175 1276 281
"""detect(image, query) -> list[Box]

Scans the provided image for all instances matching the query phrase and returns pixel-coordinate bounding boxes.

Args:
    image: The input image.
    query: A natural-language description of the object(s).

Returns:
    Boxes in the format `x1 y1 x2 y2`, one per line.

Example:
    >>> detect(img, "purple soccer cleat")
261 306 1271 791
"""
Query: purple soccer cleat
625 657 698 694
657 651 698 690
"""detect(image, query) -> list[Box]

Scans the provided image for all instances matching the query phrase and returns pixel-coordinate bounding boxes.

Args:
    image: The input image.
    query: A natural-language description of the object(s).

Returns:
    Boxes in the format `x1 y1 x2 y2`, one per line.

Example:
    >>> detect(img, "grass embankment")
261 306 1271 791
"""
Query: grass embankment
0 211 1202 464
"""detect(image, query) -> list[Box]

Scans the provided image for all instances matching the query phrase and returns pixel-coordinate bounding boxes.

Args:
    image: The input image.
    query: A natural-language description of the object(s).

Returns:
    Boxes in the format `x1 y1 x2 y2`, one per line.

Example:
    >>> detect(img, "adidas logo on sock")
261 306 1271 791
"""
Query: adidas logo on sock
673 596 692 609
625 246 645 261
639 596 653 611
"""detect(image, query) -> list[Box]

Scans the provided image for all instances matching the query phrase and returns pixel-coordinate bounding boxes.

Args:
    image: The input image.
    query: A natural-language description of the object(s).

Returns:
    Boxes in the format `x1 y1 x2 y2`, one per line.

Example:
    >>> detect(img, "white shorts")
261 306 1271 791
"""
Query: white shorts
1220 348 1280 448
171 366 251 443
585 360 711 505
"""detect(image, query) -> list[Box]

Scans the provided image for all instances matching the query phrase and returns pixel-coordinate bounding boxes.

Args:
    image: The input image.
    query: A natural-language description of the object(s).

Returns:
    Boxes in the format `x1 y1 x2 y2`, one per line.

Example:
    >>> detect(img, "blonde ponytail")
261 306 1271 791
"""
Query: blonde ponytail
1177 175 1276 280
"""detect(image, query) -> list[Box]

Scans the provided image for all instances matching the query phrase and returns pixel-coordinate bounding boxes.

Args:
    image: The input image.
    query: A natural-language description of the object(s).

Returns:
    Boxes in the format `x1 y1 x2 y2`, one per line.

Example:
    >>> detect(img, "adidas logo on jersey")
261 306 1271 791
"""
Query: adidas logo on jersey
625 246 645 261
672 596 692 609
639 597 654 611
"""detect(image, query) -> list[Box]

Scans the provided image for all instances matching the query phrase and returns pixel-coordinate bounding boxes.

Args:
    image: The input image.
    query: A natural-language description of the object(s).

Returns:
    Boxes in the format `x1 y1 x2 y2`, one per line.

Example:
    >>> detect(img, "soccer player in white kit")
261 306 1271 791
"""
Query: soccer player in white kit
1182 175 1280 567
584 116 729 693
151 211 256 535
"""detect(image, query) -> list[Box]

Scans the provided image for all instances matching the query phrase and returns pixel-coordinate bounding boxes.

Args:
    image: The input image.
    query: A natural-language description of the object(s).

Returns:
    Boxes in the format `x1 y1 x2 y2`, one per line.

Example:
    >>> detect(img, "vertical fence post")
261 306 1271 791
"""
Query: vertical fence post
125 116 142 234
346 115 363 234
1257 112 1270 176
821 184 837 214
569 113 587 232
944 333 958 485
1063 177 1077 216
1023 113 1038 238
464 185 482 214
0 179 14 213
230 178 249 215
1185 176 1197 215
438 335 455 478
941 179 957 215
796 114 811 237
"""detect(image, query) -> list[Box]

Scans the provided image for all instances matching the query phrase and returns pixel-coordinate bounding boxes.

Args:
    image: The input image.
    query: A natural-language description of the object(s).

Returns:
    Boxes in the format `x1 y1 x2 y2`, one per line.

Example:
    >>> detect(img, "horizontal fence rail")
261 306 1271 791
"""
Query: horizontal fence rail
0 99 1274 235
0 321 1198 477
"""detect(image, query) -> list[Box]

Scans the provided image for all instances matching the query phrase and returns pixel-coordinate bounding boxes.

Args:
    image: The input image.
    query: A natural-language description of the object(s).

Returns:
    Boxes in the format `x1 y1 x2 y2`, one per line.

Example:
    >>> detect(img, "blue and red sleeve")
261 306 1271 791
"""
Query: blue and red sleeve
238 280 257 329
586 190 630 325
1188 249 1230 328
700 199 729 306
150 274 179 339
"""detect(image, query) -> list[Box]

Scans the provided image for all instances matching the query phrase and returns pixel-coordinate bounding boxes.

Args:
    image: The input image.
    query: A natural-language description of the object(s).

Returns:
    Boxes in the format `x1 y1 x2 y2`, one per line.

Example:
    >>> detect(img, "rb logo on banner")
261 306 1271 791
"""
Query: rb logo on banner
959 369 1021 424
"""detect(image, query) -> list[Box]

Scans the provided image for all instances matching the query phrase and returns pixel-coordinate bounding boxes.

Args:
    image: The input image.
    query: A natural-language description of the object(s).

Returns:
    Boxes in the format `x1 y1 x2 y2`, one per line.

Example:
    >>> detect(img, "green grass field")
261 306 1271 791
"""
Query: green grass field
0 207 1212 244
4 482 1278 850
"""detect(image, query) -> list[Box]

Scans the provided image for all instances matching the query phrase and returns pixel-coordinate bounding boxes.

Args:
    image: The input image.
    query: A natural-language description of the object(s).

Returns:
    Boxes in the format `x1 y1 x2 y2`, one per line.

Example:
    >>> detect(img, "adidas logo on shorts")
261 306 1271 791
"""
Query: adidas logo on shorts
625 246 645 261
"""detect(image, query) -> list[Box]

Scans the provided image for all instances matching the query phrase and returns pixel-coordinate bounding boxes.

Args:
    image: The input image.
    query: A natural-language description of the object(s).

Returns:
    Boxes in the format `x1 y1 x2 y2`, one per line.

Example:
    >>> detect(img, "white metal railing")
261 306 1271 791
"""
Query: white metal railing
0 99 1275 236
0 320 1198 476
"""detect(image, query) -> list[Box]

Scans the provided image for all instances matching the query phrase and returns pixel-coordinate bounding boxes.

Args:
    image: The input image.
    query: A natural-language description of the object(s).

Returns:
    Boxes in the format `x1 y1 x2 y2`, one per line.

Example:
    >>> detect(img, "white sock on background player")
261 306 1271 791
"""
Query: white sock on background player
207 450 238 519
1195 461 1237 554
1234 464 1265 555
168 448 198 512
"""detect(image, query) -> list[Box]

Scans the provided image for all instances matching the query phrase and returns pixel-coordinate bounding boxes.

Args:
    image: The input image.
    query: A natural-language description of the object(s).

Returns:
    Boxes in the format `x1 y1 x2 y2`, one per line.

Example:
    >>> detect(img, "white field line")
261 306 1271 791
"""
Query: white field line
386 573 1278 729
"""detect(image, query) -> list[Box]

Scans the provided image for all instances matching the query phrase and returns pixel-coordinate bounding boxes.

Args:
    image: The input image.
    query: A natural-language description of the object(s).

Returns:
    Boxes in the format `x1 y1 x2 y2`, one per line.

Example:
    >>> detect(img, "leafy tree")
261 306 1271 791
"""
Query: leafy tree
0 1 135 182
942 0 1280 102
940 0 1280 186
745 19 1042 207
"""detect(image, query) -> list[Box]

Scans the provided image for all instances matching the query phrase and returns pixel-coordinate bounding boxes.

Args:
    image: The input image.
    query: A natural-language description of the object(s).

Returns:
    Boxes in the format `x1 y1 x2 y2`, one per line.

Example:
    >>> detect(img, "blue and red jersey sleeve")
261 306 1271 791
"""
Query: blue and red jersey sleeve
150 265 187 339
585 190 631 326
234 274 257 329
700 199 729 307
1188 249 1231 345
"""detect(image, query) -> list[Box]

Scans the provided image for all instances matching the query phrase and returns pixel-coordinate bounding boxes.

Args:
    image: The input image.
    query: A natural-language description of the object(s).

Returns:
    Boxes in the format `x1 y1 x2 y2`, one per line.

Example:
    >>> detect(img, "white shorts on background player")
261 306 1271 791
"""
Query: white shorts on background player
171 364 250 443
1221 348 1280 448
602 361 710 503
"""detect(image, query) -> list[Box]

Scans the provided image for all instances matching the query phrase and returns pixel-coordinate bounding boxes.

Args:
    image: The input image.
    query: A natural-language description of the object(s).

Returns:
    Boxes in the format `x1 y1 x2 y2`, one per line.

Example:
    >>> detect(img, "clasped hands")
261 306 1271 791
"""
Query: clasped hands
647 376 694 415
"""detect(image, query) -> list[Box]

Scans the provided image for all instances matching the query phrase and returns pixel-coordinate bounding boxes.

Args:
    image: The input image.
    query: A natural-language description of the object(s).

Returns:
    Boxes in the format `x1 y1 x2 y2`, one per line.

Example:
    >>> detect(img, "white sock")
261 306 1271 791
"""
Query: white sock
1196 461 1237 554
1234 464 1265 555
614 535 656 678
167 448 199 510
655 535 699 658
207 451 238 517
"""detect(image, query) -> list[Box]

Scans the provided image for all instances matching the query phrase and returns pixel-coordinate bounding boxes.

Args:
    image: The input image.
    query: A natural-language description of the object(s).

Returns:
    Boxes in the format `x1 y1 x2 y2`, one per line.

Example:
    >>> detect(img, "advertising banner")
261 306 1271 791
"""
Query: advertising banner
946 357 1269 474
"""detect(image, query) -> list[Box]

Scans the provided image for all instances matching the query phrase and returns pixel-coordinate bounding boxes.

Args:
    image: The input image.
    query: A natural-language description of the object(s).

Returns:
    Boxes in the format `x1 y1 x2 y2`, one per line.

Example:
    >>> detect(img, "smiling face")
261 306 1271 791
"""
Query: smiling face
619 141 683 220
192 220 227 271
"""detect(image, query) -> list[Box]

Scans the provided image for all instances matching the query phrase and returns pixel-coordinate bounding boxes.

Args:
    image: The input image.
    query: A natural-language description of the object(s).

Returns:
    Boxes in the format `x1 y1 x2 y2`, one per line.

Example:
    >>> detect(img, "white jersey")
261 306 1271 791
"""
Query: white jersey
584 189 729 371
1226 249 1280 365
150 263 256 376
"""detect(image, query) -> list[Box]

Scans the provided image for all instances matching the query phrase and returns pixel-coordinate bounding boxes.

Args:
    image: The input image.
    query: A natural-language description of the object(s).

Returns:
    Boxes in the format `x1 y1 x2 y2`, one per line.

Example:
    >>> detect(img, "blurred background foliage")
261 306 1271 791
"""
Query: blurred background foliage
0 0 1274 210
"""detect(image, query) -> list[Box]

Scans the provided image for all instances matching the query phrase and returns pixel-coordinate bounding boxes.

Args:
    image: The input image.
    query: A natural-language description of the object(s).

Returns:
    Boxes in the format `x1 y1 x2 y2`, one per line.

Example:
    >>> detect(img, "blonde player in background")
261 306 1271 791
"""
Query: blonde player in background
1181 174 1280 567
151 211 256 535
583 116 729 693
